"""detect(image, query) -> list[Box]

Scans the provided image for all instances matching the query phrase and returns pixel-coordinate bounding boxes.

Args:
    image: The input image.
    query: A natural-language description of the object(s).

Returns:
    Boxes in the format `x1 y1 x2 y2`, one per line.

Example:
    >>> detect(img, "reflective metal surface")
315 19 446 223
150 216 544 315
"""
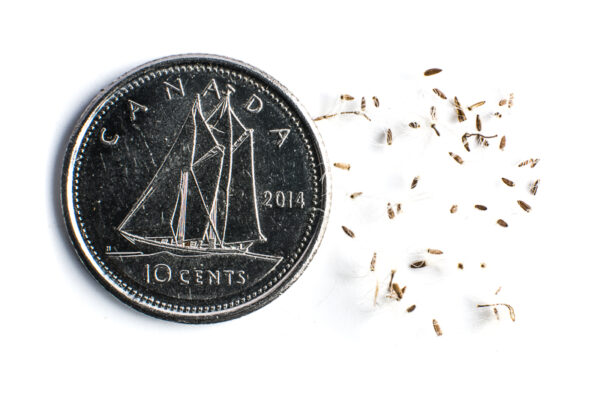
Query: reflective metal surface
62 54 330 323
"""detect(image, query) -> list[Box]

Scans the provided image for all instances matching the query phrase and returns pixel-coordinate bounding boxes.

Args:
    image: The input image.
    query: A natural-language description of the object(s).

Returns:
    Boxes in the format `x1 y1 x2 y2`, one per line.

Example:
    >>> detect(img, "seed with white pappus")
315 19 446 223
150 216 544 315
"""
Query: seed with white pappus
342 225 355 238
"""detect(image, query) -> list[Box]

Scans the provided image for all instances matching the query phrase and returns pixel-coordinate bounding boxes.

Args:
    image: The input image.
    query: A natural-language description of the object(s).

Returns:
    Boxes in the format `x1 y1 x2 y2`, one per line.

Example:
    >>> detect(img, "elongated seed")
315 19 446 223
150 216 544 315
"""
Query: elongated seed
432 319 443 336
424 68 442 76
430 106 437 121
350 191 363 199
474 204 488 210
517 200 531 213
370 252 377 271
502 177 515 187
450 205 458 213
386 128 393 145
410 260 427 268
454 97 467 122
342 225 355 238
411 176 420 189
462 134 471 152
494 307 500 320
374 280 379 306
467 100 486 111
392 282 403 300
497 219 508 227
396 203 402 213
432 88 447 99
406 304 416 313
499 99 507 106
340 94 354 101
388 270 396 291
427 248 443 255
476 114 482 131
495 286 502 295
372 96 380 107
499 135 506 150
409 122 420 129
334 162 351 170
361 96 366 111
449 152 464 164
387 202 395 219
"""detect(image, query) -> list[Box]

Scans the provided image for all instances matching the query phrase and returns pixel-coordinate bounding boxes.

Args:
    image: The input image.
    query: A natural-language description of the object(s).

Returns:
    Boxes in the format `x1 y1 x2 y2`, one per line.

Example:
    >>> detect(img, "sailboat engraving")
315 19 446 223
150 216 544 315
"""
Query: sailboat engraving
117 88 271 257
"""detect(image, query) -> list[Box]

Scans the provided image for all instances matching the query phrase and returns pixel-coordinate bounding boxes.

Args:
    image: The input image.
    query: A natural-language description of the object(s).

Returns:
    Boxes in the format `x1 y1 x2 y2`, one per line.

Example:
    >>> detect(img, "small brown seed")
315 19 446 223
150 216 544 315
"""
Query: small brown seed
494 112 502 118
411 176 420 189
372 96 380 107
499 99 507 106
432 319 443 336
386 128 393 145
430 106 437 121
406 304 416 313
361 96 366 111
474 204 488 210
342 225 355 238
450 205 458 214
409 122 420 129
495 286 502 295
517 200 531 213
497 219 508 227
508 93 514 108
480 262 487 268
370 252 377 272
530 179 540 195
410 260 427 268
388 269 396 291
350 191 363 199
494 307 500 320
457 262 464 270
453 97 467 122
424 68 442 76
392 282 403 300
387 202 395 219
432 88 447 99
467 100 486 111
427 248 443 255
396 203 402 213
501 177 515 187
340 94 354 101
499 135 506 150
449 152 464 164
462 133 471 152
334 162 351 170
476 114 482 132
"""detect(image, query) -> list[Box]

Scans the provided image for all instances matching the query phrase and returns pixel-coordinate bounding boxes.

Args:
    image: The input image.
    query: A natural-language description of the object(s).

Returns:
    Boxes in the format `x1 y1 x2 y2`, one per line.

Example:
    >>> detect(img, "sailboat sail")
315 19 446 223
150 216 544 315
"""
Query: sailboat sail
118 89 265 253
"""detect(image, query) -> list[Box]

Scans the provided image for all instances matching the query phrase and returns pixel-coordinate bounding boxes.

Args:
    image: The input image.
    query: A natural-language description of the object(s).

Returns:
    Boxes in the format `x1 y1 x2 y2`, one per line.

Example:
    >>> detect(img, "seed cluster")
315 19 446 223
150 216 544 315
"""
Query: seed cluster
316 68 539 335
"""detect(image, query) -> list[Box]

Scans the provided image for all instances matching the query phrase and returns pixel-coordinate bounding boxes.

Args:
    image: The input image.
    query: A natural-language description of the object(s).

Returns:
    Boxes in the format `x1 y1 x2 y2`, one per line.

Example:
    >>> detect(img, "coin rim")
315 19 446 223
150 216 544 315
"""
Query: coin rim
61 54 331 323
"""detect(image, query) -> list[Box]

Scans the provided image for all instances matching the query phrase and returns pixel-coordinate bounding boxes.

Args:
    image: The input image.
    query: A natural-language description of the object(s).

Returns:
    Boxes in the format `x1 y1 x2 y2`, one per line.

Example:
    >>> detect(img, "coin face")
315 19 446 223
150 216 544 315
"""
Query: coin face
62 54 330 323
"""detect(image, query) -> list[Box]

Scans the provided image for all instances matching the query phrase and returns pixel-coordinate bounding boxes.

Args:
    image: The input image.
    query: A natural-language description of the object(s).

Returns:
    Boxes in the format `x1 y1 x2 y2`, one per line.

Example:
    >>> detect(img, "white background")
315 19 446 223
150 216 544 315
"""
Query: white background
1 1 599 399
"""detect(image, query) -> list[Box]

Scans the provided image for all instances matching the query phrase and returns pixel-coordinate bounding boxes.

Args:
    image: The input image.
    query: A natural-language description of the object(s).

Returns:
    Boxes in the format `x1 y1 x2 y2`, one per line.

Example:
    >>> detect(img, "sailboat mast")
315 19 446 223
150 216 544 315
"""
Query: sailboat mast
175 171 189 243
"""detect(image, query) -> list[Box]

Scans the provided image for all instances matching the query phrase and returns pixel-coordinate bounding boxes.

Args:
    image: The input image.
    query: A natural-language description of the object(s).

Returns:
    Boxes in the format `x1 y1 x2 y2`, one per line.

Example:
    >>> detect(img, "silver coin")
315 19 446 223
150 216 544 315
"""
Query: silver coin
61 54 330 323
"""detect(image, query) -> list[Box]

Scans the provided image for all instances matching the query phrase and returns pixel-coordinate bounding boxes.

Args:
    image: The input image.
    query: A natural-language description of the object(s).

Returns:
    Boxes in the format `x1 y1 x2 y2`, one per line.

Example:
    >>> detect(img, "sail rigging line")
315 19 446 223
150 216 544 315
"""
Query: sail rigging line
117 185 155 232
190 170 223 245
175 171 189 244
220 97 235 243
